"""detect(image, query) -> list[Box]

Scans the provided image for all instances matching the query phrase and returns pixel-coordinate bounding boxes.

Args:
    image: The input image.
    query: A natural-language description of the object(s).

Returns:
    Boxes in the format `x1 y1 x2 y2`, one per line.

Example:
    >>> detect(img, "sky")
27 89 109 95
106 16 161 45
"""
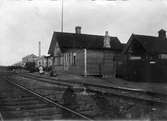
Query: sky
1 0 167 66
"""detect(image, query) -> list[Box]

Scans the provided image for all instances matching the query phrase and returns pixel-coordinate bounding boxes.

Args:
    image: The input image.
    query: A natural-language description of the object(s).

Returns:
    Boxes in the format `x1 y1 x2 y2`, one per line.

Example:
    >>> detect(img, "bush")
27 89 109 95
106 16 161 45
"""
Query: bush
25 62 36 73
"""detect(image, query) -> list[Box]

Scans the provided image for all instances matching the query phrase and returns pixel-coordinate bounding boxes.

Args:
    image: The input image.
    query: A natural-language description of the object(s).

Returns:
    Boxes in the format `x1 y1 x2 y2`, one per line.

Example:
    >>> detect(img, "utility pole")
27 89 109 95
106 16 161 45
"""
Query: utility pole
51 0 64 76
38 41 41 57
84 49 87 77
61 0 64 32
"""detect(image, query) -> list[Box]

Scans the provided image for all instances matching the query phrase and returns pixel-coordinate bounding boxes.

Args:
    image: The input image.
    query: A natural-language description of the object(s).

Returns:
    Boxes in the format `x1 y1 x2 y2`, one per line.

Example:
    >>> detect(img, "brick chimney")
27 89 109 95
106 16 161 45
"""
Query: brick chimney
158 29 166 39
104 31 111 48
75 26 81 34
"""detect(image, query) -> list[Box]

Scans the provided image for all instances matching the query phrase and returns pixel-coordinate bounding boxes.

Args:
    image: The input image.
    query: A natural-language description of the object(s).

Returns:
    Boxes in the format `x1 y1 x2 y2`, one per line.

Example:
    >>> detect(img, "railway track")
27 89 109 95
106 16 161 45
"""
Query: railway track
0 75 93 120
16 73 167 104
5 72 167 119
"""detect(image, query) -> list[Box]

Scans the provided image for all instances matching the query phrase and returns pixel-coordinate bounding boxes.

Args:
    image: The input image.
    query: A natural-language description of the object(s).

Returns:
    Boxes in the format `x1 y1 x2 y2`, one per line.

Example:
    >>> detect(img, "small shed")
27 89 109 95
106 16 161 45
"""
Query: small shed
117 29 167 82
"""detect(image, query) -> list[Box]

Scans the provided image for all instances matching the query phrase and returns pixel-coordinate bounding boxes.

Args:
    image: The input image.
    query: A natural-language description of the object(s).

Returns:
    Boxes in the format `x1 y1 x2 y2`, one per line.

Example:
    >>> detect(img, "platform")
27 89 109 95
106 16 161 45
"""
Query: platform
31 72 167 95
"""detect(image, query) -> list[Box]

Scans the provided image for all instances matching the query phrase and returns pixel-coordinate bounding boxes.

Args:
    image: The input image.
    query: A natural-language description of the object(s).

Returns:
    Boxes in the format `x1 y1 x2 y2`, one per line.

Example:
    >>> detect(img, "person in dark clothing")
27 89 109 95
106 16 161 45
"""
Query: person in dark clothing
62 86 78 119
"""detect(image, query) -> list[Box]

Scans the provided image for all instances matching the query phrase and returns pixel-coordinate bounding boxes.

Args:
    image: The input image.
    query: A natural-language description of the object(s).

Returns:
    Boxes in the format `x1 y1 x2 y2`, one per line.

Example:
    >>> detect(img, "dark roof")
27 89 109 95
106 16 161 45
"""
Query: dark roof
48 32 123 55
123 34 167 54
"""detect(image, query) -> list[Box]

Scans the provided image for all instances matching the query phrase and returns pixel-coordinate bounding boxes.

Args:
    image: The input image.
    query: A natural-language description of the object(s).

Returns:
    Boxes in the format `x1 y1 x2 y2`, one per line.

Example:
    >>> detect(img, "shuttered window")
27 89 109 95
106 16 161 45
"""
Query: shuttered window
129 56 141 60
159 54 167 59
73 53 76 65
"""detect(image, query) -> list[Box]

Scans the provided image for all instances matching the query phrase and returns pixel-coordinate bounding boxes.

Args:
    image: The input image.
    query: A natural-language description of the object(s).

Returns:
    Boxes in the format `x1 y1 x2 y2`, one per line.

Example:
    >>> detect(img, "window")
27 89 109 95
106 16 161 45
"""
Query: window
68 53 70 64
159 54 167 59
73 53 76 65
149 61 156 64
118 61 123 65
129 56 141 60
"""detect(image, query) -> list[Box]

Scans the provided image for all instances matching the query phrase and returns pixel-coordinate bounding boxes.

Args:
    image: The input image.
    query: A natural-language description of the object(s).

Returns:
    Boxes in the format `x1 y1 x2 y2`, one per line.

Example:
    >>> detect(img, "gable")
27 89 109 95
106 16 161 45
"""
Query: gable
123 34 167 55
53 41 61 56
48 32 57 55
128 39 146 55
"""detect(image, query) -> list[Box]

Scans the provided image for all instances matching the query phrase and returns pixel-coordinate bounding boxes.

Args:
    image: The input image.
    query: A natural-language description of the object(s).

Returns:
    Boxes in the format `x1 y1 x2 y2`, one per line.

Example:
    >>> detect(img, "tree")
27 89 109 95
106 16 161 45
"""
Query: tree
25 62 36 73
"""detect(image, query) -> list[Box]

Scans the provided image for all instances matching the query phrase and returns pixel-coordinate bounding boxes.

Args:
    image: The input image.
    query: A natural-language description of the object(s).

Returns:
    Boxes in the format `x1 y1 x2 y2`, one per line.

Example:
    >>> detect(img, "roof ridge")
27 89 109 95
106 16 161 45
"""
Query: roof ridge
133 33 158 38
54 31 117 38
48 31 123 54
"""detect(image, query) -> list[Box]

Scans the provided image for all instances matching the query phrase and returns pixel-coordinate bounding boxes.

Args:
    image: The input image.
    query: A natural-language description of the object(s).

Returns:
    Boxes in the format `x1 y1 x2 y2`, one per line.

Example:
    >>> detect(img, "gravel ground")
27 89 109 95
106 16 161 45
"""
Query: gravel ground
10 73 167 120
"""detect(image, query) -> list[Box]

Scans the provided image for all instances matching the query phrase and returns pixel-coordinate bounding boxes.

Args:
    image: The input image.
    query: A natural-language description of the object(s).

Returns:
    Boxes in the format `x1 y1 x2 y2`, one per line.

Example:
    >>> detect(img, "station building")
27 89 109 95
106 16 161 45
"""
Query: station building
48 26 124 77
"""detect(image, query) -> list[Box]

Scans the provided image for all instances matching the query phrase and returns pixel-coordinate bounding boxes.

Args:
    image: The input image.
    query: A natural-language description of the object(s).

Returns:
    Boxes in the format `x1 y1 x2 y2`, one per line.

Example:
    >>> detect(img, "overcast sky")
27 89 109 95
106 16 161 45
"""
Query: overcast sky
1 0 167 65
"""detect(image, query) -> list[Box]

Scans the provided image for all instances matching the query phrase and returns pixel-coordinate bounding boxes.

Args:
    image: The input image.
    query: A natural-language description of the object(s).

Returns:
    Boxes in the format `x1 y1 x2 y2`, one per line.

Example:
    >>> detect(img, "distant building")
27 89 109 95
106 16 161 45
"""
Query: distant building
117 29 167 82
13 61 24 67
22 54 38 66
36 55 52 68
48 26 124 77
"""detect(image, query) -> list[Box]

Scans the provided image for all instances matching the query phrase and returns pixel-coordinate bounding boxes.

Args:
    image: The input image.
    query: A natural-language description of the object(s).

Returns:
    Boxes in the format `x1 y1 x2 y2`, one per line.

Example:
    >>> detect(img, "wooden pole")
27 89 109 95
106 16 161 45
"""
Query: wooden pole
39 41 41 57
64 54 65 71
61 0 63 32
84 49 87 77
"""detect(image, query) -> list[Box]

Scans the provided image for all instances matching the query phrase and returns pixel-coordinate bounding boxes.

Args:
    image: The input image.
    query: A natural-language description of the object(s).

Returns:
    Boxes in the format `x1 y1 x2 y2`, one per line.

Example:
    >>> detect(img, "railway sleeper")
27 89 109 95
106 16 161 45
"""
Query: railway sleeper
0 102 49 107
2 111 62 119
0 102 45 107
0 104 56 111
0 95 38 100
0 106 60 113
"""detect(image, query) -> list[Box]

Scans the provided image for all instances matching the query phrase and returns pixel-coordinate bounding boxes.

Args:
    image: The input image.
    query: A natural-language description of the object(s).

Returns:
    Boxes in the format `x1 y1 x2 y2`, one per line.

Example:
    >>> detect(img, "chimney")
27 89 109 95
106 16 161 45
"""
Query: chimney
104 31 111 48
105 31 109 36
75 26 81 34
158 29 166 39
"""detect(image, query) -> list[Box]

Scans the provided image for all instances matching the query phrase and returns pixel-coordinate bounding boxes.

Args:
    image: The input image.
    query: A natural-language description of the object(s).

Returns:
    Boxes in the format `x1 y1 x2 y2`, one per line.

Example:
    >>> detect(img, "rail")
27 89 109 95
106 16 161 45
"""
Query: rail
7 80 93 121
19 73 145 92
0 112 4 121
18 73 167 104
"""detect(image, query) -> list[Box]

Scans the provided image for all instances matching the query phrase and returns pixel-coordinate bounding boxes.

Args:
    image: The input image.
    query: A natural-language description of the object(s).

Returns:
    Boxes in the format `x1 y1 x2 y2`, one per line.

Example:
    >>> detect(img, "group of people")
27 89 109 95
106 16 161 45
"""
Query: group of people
38 65 55 76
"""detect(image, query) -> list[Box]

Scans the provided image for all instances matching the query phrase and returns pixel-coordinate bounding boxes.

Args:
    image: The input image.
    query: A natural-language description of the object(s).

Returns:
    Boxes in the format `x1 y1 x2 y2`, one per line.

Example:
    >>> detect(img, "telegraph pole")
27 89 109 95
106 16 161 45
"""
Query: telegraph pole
84 49 87 77
61 0 64 32
38 41 41 57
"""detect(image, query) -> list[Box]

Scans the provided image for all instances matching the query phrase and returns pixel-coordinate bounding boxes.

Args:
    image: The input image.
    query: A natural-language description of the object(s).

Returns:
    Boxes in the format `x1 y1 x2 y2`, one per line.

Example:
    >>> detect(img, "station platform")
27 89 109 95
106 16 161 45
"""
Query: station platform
31 71 167 95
